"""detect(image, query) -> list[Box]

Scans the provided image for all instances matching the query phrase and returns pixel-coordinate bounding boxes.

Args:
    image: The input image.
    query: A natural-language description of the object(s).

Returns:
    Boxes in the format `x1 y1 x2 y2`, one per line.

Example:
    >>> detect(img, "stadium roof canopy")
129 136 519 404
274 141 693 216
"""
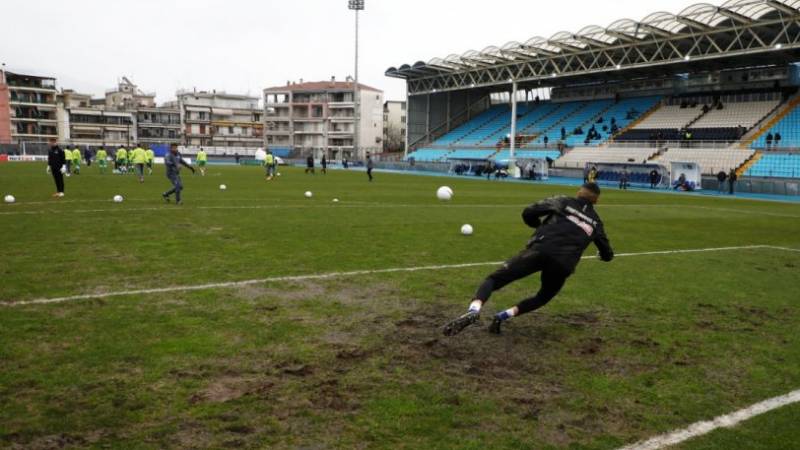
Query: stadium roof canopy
386 0 800 95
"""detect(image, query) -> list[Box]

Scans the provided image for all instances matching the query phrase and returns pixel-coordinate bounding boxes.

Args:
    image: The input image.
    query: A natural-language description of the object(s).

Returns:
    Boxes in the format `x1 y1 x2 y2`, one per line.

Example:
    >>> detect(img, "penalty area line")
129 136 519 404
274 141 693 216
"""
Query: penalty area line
618 389 800 450
2 244 796 308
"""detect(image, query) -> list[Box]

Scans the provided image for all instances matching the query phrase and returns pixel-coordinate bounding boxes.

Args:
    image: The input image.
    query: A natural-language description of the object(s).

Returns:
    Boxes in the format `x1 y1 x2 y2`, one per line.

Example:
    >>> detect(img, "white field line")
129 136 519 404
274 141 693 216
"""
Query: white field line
3 244 796 308
618 389 800 450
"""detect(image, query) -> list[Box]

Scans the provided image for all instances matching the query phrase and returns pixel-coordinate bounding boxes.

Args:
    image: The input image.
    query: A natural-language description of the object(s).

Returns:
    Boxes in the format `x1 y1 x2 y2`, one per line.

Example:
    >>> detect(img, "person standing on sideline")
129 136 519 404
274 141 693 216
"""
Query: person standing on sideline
343 158 349 169
305 154 315 174
96 147 108 174
321 155 327 174
443 183 613 336
716 170 727 194
264 151 275 180
649 169 659 189
131 145 147 183
366 153 374 182
84 147 93 167
47 139 66 197
728 168 737 195
162 143 195 205
619 167 629 190
196 148 208 176
115 146 128 173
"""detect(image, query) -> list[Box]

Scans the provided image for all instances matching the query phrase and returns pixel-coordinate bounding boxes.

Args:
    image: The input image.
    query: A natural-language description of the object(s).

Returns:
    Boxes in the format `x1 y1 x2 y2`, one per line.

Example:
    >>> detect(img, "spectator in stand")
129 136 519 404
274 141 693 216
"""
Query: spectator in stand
561 127 566 140
775 133 782 148
766 133 773 149
543 136 549 148
716 170 728 194
702 104 710 113
649 169 660 189
728 168 737 195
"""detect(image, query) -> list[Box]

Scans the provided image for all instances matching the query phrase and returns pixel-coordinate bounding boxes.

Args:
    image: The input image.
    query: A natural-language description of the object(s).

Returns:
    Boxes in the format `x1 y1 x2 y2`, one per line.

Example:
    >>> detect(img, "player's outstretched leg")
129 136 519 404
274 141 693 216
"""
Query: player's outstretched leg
488 267 568 334
443 250 541 337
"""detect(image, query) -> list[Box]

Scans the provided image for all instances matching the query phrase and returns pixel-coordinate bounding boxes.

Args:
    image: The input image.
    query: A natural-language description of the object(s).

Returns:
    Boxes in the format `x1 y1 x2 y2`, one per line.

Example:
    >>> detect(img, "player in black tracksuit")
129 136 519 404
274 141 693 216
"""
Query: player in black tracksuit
443 182 614 336
47 139 66 197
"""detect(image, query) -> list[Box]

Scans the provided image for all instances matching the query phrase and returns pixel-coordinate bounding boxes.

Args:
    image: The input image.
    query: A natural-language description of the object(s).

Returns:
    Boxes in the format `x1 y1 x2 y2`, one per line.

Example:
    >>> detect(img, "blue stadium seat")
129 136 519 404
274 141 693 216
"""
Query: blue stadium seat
745 154 800 178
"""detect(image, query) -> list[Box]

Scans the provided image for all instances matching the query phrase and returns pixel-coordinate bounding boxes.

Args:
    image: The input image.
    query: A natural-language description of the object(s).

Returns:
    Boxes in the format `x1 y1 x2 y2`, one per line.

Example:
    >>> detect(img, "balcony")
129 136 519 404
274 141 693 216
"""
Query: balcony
328 102 355 109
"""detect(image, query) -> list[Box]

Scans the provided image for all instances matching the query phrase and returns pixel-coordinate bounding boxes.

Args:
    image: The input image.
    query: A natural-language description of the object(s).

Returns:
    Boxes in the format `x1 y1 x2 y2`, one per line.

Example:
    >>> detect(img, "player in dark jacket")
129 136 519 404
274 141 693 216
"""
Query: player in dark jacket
443 182 614 336
47 138 66 197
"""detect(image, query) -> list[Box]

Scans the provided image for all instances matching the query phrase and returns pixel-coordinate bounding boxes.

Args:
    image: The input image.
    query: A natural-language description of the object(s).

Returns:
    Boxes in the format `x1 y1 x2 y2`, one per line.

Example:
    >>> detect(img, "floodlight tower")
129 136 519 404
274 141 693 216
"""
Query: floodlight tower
348 0 364 160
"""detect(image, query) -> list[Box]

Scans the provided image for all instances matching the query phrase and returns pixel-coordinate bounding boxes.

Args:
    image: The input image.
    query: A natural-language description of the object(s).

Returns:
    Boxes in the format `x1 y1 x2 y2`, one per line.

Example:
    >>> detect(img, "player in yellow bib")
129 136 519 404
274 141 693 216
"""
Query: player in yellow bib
196 148 208 176
116 147 128 173
264 152 275 180
96 148 108 174
131 145 148 183
146 147 155 175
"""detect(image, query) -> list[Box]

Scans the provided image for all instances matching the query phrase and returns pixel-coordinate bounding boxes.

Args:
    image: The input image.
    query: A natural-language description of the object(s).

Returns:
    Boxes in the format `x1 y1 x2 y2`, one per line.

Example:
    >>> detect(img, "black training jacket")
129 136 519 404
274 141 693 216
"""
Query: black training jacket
522 196 614 273
47 145 66 168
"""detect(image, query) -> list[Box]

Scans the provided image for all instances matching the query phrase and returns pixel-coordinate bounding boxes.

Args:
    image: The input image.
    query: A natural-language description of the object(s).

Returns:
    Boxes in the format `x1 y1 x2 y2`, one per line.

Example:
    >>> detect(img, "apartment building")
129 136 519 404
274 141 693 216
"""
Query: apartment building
136 107 181 146
56 89 134 147
175 90 262 148
105 77 156 110
0 69 58 144
383 100 406 152
263 78 384 160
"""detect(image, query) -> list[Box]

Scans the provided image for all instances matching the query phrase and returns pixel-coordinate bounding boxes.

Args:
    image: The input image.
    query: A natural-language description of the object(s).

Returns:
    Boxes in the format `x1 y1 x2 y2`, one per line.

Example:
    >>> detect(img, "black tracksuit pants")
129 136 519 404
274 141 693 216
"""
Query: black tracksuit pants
50 166 64 193
475 247 570 316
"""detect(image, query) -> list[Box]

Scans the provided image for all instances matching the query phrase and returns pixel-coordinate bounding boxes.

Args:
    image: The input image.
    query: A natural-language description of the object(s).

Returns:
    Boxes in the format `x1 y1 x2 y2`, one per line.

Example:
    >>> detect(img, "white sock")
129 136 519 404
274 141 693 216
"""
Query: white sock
468 300 483 313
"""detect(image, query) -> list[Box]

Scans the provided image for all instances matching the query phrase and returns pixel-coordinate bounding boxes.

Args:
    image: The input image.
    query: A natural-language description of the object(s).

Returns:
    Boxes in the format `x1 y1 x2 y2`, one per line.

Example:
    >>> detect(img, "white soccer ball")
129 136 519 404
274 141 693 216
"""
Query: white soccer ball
304 191 313 198
461 224 474 236
333 198 339 203
277 173 282 177
437 186 454 201
219 184 227 191
60 166 67 174
113 195 123 203
4 194 15 204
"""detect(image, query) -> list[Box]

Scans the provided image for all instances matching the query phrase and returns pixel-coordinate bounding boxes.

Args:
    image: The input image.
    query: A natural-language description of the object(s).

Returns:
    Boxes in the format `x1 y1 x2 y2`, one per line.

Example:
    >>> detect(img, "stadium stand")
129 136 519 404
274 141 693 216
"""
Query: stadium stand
751 102 800 149
745 153 800 178
553 147 659 169
433 105 508 146
537 100 613 145
455 105 515 146
405 148 451 162
652 148 755 175
447 149 497 160
521 102 585 147
484 103 561 145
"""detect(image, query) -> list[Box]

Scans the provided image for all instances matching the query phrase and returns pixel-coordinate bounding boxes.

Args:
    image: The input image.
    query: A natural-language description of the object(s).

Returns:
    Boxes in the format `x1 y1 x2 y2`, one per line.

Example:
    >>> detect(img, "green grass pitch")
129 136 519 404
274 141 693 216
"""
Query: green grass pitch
1 162 799 449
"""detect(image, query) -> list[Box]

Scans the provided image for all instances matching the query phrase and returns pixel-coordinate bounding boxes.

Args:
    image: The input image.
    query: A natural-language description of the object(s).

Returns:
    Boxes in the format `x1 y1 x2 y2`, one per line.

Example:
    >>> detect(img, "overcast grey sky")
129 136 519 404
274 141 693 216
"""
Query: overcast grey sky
2 0 698 103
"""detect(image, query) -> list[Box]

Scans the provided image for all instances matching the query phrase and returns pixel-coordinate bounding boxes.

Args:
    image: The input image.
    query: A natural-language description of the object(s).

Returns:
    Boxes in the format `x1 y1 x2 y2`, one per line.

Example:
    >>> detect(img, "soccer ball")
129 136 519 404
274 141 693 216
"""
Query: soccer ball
60 166 67 174
277 173 282 177
333 198 339 203
304 191 313 198
437 186 454 201
4 194 15 204
219 184 227 191
113 195 124 203
461 224 474 236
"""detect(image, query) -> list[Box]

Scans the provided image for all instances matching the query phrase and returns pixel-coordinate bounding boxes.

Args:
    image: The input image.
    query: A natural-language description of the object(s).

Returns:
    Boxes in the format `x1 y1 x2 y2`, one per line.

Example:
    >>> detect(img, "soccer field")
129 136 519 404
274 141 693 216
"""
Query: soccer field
1 163 799 449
